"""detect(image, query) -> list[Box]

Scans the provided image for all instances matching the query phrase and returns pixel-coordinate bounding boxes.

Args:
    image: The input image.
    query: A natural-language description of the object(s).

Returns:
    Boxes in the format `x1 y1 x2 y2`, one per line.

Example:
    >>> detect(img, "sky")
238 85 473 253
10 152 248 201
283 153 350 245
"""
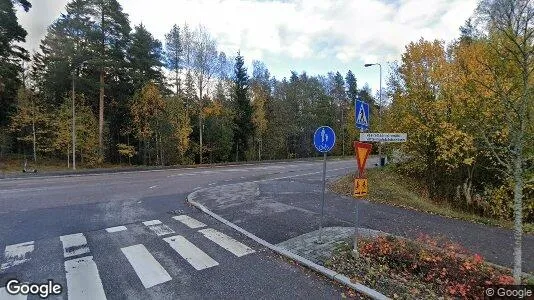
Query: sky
16 0 478 94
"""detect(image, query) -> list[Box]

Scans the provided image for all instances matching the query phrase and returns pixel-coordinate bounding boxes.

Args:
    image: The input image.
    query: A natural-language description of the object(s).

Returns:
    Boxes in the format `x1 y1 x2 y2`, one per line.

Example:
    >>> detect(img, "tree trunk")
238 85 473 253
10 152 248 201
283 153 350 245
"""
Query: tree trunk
512 148 524 283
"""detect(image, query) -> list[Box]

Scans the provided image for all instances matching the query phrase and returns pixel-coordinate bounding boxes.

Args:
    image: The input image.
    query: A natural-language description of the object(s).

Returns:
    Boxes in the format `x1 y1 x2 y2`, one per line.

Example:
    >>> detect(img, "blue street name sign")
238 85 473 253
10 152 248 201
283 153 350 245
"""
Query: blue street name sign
313 126 336 153
355 99 370 131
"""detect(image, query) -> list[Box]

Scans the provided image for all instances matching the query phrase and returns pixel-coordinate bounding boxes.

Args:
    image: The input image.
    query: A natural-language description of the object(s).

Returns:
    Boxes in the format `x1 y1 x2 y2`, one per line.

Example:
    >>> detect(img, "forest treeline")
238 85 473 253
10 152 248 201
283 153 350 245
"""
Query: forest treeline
1 0 372 168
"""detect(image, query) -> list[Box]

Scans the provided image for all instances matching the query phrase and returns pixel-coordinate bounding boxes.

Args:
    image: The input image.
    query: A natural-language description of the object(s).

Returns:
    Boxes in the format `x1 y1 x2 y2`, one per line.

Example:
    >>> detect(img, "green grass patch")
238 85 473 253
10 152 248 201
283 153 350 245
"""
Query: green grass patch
328 167 534 234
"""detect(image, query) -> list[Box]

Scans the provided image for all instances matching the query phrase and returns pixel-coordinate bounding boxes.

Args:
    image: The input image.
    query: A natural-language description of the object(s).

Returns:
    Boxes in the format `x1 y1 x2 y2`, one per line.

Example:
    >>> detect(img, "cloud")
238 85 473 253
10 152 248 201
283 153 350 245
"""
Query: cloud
16 0 478 82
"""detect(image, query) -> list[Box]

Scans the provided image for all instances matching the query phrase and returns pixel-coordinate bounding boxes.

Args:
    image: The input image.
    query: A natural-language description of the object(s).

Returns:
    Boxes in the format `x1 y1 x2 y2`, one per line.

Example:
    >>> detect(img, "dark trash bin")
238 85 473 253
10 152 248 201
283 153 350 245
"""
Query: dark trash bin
380 157 386 166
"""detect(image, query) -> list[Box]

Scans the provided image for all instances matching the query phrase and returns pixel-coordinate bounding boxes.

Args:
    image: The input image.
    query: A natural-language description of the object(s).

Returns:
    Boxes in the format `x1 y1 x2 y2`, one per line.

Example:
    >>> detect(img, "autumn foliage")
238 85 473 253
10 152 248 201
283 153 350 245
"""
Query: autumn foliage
356 235 514 299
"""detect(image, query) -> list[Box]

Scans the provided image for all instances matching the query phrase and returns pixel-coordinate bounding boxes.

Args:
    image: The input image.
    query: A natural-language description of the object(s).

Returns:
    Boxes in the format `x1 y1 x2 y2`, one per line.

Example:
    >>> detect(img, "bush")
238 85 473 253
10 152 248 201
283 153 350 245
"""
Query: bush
358 235 514 299
481 182 534 223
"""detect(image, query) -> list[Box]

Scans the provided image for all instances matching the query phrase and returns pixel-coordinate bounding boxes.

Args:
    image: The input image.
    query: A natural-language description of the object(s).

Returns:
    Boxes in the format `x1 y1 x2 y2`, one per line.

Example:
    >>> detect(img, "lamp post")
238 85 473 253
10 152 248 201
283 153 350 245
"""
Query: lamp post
71 70 76 170
71 60 89 170
364 63 383 166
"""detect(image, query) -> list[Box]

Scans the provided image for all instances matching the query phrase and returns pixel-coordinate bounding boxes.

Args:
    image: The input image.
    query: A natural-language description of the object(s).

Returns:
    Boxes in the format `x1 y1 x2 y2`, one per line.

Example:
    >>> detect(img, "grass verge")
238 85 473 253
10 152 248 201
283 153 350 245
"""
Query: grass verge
0 157 127 174
328 167 534 234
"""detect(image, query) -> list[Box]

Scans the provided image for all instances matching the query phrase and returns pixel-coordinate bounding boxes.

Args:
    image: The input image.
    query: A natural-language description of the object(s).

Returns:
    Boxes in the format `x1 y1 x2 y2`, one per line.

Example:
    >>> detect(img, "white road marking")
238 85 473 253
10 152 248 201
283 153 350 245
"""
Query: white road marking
142 220 162 226
142 220 175 236
121 244 171 288
1 241 34 271
0 286 27 299
60 233 89 258
172 215 206 229
163 235 219 270
64 256 107 300
199 228 255 257
105 226 127 233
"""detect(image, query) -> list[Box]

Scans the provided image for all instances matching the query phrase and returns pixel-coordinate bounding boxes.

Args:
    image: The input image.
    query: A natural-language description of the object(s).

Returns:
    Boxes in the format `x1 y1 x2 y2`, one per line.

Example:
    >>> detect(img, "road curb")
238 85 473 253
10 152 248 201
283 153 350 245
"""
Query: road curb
187 188 390 300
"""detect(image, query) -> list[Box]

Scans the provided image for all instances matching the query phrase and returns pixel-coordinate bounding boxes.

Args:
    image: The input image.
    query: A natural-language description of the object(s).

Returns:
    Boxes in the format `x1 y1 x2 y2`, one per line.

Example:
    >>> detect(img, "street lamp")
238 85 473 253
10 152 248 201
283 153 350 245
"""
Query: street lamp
364 63 383 166
71 60 89 170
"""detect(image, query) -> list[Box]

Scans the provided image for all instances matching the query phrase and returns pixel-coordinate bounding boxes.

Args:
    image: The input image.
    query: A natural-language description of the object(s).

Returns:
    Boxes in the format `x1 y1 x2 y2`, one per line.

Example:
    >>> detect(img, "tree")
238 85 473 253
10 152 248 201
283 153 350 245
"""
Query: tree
33 0 130 162
55 94 99 166
190 25 219 164
472 0 534 282
166 95 192 163
33 0 96 108
130 82 165 164
232 52 254 161
345 70 358 105
251 60 270 160
387 38 453 199
165 24 182 95
0 0 31 126
9 87 53 160
90 0 131 157
330 71 347 155
129 24 165 93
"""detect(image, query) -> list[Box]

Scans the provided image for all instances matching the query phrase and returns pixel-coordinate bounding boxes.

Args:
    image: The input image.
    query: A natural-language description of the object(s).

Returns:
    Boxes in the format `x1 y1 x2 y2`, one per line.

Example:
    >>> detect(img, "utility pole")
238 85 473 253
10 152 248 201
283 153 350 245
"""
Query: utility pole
72 70 76 170
364 63 383 166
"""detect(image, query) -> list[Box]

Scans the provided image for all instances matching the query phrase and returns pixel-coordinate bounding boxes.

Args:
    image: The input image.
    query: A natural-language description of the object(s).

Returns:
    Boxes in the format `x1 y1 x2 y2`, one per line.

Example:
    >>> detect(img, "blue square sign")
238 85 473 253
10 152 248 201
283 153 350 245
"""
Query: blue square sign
355 99 370 131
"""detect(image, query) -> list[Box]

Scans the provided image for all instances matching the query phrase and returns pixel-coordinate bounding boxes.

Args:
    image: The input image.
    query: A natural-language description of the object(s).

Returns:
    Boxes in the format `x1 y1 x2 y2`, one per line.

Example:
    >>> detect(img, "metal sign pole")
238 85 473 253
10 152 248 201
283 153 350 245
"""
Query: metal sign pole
318 152 327 243
353 200 359 258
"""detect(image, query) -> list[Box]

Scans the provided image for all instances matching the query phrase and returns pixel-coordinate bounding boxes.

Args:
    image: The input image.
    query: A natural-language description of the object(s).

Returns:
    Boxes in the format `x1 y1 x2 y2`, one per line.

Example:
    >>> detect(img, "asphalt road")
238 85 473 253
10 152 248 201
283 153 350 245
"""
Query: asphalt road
0 159 356 299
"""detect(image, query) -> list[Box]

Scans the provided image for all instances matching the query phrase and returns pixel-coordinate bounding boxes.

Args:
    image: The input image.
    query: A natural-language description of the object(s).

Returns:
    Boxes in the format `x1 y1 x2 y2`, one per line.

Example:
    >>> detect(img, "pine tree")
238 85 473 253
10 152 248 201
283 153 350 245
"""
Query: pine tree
232 52 254 161
165 24 182 95
128 24 165 93
90 0 131 157
0 0 32 126
345 70 358 105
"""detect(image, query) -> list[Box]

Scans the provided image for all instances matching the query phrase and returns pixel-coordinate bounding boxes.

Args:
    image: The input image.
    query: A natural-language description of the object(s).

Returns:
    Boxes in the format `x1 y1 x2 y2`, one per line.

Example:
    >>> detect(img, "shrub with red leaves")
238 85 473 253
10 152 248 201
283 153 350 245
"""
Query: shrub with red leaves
358 235 514 299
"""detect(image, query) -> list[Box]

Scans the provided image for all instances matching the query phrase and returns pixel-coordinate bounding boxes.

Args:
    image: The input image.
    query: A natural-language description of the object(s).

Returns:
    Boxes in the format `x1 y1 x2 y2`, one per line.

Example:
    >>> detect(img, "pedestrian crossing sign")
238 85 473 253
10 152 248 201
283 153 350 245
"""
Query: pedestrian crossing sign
354 178 368 197
355 99 370 131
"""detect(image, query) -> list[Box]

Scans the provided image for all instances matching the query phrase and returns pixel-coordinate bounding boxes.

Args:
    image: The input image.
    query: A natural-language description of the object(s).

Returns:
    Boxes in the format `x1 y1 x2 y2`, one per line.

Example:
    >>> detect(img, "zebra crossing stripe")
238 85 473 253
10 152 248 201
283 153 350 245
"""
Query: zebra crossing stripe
142 220 175 236
121 244 171 289
163 235 219 270
199 228 255 257
105 226 127 233
172 215 206 229
1 241 34 271
0 286 27 299
60 233 90 258
64 256 107 300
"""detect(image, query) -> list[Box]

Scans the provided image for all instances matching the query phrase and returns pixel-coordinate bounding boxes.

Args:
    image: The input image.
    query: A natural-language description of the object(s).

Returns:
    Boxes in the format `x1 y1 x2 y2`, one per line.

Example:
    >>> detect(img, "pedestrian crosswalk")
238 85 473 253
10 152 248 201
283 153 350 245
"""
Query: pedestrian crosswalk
0 214 256 299
121 244 172 289
0 241 33 271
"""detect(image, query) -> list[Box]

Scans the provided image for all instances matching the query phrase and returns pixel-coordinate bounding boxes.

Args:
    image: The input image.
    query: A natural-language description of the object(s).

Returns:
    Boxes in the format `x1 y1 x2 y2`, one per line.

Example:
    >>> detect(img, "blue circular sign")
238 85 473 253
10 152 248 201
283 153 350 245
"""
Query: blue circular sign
313 126 336 153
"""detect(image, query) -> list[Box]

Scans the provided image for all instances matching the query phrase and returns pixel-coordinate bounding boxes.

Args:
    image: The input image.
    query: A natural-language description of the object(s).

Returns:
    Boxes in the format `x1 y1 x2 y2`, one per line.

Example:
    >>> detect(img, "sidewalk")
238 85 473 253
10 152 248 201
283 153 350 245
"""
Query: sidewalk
192 176 534 273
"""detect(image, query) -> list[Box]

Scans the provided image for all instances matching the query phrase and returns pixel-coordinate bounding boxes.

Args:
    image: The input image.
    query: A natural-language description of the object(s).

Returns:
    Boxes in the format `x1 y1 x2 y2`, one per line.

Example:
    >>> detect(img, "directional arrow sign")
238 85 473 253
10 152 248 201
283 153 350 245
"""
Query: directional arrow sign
354 141 372 177
360 133 407 142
